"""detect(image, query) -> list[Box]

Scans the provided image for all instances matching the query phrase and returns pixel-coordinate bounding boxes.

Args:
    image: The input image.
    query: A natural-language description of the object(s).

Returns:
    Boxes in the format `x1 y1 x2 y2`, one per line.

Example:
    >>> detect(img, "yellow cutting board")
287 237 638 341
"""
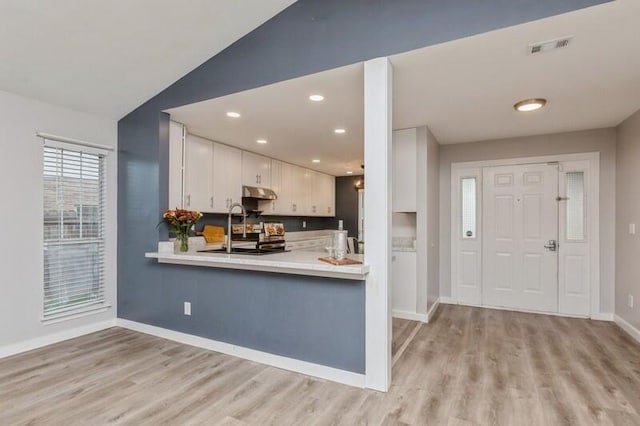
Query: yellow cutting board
199 225 225 243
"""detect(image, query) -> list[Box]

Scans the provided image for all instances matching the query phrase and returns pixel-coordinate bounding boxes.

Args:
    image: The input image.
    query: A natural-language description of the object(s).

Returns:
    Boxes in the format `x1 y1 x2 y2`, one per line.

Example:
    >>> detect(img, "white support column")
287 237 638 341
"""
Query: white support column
364 57 392 392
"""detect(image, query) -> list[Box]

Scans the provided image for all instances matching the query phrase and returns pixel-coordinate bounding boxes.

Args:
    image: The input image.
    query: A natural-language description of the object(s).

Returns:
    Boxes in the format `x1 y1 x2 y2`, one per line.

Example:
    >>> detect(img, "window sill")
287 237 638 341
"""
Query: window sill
41 304 112 325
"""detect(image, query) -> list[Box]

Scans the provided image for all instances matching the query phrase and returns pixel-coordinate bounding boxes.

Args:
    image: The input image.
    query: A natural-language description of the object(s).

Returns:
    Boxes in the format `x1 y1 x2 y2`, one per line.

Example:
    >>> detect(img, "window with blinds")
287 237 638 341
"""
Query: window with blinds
43 142 106 319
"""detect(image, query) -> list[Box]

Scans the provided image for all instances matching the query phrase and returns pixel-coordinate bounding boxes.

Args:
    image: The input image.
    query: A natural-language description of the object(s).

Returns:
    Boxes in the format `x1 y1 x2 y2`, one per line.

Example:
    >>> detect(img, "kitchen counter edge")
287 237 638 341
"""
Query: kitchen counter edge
145 250 369 281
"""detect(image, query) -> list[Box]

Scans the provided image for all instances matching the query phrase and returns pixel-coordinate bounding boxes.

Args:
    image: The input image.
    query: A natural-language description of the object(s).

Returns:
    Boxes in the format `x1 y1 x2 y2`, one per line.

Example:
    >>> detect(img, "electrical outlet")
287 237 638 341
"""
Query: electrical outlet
628 295 634 309
184 301 191 316
302 220 307 229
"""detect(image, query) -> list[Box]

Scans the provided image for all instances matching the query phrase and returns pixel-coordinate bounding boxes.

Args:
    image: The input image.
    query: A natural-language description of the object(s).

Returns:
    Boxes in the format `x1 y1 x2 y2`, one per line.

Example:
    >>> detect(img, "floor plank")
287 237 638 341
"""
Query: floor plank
1 305 639 425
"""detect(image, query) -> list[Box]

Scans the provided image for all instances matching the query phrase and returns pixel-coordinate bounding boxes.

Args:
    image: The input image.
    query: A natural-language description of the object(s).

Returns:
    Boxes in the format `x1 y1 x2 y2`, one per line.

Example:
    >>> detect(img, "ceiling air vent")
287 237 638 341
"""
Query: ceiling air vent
528 36 573 55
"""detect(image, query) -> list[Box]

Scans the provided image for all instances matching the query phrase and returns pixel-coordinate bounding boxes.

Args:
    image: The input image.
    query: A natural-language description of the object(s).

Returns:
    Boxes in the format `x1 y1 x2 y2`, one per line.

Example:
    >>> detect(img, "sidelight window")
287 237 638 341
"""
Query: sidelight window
461 177 477 239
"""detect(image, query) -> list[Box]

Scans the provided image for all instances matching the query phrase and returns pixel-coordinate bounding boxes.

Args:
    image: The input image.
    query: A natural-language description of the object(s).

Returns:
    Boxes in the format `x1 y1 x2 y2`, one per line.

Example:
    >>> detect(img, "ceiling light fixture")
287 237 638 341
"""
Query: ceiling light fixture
514 98 547 112
226 111 241 118
256 139 268 144
312 159 321 163
334 128 346 134
346 171 353 175
309 94 324 102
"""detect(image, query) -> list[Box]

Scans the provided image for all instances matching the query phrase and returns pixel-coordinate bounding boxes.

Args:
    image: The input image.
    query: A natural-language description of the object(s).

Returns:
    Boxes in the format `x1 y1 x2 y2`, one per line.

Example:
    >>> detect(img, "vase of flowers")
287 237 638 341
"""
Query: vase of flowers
162 208 203 252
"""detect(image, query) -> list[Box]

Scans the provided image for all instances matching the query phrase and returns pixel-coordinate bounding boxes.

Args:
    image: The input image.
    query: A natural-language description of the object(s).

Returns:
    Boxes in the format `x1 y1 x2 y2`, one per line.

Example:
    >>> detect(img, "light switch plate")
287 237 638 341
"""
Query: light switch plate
184 302 191 316
629 295 634 308
630 223 637 235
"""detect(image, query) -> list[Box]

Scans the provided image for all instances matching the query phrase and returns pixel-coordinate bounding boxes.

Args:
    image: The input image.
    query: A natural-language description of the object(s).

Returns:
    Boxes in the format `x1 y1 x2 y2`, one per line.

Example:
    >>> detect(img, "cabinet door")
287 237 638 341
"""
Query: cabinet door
212 143 242 212
392 252 417 313
184 135 213 212
392 128 417 212
168 121 184 209
326 175 335 217
307 170 320 216
299 167 312 215
316 173 335 217
242 151 271 188
280 163 305 215
260 159 282 215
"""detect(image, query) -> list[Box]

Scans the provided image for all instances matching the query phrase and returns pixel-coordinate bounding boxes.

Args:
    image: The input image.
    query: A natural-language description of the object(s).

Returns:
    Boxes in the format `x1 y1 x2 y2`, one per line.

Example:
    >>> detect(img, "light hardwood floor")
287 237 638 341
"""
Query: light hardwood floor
2 305 640 425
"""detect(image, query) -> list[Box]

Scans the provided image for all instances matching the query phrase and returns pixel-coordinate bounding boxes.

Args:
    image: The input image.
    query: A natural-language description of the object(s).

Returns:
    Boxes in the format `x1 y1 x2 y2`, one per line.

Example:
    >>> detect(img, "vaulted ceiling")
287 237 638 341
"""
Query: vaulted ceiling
0 0 295 118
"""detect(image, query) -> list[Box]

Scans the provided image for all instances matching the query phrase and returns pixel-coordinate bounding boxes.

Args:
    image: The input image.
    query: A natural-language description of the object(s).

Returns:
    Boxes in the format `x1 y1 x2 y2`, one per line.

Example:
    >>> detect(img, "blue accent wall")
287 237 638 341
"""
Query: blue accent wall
118 0 608 373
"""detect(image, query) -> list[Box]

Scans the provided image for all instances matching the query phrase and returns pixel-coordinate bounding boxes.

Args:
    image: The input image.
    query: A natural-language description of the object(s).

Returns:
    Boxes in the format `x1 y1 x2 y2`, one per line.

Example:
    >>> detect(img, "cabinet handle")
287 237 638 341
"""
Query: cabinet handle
210 196 213 208
186 194 191 207
256 174 259 184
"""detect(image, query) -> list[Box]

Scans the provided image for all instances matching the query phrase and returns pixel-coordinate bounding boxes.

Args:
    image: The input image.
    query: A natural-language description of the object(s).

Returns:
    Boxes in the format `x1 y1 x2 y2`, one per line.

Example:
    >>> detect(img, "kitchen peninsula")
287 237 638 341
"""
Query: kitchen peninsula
146 248 368 280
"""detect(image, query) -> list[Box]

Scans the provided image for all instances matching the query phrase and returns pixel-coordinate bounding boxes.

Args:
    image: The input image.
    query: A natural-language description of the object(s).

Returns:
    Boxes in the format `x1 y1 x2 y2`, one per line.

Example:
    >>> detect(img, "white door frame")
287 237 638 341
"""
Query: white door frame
450 152 600 318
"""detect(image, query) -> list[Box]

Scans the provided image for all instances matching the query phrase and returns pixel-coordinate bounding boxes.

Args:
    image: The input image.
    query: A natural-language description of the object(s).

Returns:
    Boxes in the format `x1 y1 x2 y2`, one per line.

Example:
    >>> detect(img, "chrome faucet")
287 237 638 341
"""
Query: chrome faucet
227 202 247 254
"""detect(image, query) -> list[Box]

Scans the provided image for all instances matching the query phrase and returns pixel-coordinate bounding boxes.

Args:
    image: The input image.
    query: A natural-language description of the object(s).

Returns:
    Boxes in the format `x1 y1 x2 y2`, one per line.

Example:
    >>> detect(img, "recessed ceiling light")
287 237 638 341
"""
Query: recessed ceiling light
346 171 353 174
514 98 547 112
226 111 241 118
256 139 267 144
312 159 321 163
334 128 346 134
309 94 324 102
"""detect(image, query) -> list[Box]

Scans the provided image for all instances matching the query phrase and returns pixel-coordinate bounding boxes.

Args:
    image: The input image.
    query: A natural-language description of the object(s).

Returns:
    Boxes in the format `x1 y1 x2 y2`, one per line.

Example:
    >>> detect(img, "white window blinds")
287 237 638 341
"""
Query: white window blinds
43 141 107 319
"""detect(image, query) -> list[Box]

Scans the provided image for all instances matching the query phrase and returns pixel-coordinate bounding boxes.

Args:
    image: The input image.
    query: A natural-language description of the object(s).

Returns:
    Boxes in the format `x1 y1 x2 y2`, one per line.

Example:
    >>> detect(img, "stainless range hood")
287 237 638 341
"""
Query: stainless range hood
242 186 277 200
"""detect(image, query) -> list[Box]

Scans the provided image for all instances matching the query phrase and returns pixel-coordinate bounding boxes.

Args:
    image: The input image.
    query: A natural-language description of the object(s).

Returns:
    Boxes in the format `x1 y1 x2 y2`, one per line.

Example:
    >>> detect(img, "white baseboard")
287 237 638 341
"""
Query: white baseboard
116 319 365 389
439 297 457 305
614 315 640 345
591 312 615 321
392 310 428 323
426 298 440 323
0 319 117 359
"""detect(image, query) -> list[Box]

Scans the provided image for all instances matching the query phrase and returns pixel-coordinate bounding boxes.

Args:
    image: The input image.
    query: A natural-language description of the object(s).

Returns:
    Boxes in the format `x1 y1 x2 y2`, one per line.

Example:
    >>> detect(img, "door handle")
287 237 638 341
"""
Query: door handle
544 240 558 251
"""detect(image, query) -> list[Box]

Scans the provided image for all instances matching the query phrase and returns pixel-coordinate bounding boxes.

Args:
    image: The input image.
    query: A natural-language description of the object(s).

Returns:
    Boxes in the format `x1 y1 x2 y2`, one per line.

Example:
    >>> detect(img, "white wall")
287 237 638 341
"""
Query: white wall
439 128 616 315
0 89 117 355
615 109 640 330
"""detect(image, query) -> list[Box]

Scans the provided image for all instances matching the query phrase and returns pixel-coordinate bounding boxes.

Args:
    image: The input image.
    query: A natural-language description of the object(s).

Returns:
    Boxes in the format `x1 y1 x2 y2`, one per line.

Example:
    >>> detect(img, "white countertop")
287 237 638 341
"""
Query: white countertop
145 248 369 281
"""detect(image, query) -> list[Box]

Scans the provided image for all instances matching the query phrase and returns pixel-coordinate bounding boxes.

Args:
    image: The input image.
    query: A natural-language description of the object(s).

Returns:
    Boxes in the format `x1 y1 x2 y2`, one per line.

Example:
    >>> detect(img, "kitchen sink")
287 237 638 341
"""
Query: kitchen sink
197 247 289 256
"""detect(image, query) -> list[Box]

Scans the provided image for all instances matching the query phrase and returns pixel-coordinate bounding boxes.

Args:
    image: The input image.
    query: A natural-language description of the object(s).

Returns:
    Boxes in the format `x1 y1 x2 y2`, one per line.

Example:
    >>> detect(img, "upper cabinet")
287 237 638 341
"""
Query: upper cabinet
307 171 335 216
281 162 307 215
177 130 335 217
393 128 417 212
242 151 271 188
212 142 242 212
184 135 214 212
168 121 185 209
260 159 285 215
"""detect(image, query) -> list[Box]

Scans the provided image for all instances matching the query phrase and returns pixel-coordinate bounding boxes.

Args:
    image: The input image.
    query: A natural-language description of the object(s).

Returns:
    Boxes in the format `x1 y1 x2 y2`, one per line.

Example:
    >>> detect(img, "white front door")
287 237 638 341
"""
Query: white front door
482 163 559 313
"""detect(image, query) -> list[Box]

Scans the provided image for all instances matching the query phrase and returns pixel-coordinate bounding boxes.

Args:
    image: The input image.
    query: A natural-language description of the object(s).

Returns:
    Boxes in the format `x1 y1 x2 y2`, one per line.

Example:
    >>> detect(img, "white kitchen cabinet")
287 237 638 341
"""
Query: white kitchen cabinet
307 171 335 217
259 159 285 215
393 128 417 212
212 142 242 212
184 135 214 212
280 162 307 215
392 251 417 314
168 121 184 209
242 151 271 188
319 172 335 217
307 170 321 216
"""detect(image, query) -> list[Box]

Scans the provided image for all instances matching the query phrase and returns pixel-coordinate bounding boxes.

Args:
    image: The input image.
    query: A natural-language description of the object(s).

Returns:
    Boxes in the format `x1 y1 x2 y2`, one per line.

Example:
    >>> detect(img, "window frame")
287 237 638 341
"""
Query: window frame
42 138 110 322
